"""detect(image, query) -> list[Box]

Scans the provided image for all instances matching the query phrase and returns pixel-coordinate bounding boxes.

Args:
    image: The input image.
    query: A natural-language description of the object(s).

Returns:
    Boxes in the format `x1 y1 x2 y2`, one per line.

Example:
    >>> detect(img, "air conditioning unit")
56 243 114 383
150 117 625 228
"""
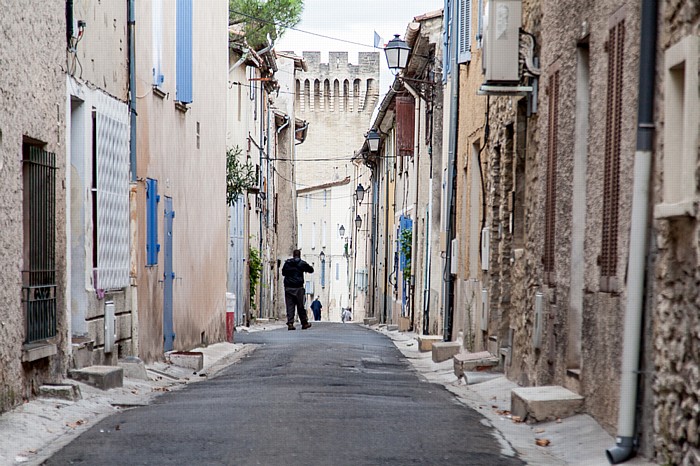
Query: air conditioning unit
450 238 459 275
482 0 522 83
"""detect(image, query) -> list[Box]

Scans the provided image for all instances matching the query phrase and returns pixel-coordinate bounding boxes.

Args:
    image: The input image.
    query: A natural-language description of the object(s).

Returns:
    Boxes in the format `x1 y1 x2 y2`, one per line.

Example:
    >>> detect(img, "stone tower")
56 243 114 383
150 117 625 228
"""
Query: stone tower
294 51 380 187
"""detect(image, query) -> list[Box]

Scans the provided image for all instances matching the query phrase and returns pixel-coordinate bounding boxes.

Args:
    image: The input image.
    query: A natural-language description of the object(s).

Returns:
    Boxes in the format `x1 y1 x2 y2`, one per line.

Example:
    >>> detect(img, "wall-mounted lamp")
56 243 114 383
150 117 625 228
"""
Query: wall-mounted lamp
356 183 365 203
319 250 325 262
366 129 380 152
339 225 346 237
384 35 411 73
355 215 362 230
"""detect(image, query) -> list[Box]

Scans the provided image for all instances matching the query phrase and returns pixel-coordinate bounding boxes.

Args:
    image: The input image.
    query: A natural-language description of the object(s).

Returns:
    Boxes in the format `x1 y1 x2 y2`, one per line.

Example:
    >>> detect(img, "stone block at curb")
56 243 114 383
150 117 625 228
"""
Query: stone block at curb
511 386 584 423
168 351 204 371
386 324 399 331
417 335 443 352
363 317 378 326
119 356 149 380
432 341 462 362
453 351 500 381
69 366 124 390
39 383 82 401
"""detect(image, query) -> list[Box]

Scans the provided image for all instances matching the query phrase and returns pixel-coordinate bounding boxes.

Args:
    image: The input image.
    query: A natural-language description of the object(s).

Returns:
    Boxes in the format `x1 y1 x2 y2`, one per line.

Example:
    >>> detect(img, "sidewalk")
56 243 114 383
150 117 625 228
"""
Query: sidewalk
0 322 281 466
373 324 657 466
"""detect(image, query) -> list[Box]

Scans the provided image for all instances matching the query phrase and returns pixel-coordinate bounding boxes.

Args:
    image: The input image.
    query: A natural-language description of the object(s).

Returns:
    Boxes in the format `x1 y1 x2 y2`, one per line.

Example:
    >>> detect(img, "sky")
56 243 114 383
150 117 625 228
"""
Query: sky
277 0 444 97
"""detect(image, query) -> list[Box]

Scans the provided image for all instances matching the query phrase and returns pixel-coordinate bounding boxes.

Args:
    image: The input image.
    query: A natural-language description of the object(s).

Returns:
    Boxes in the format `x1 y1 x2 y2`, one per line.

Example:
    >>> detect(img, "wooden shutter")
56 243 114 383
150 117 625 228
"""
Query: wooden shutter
543 70 559 284
458 0 472 63
600 19 625 292
396 95 415 158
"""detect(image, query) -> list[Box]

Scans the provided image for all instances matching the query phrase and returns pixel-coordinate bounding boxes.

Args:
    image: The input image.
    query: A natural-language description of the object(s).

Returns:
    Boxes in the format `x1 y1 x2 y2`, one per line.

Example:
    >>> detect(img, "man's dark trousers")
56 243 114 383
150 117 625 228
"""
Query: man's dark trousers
285 287 308 325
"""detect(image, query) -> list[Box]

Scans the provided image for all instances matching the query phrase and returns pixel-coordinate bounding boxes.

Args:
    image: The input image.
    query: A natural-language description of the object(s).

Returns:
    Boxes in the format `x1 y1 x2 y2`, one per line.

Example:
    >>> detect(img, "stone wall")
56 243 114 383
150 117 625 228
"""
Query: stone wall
651 2 700 464
294 52 379 188
0 1 67 412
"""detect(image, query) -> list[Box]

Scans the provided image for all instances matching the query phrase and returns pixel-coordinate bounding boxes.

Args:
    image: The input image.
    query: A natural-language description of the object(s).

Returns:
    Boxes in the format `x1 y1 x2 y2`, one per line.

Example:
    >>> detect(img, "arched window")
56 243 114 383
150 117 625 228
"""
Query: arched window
295 79 301 107
333 79 340 112
324 79 331 110
343 79 349 111
314 79 320 110
353 78 361 112
304 79 311 110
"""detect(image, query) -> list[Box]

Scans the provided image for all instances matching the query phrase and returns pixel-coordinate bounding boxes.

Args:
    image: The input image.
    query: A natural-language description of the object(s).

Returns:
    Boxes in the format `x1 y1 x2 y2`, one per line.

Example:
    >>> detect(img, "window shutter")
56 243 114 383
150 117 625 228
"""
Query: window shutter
152 0 164 86
396 95 415 158
458 0 472 63
543 70 559 284
321 261 326 288
146 178 160 266
600 20 625 292
176 0 193 103
443 0 452 81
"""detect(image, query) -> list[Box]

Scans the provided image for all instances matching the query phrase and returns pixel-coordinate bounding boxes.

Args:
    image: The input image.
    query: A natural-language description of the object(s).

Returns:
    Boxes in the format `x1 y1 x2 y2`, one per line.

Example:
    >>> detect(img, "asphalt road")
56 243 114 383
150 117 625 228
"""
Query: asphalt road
45 323 524 465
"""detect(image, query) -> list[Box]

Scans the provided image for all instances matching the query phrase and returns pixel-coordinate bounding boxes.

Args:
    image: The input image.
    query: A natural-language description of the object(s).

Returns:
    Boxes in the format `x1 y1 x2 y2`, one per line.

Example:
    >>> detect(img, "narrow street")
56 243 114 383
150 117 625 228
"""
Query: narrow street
45 324 522 465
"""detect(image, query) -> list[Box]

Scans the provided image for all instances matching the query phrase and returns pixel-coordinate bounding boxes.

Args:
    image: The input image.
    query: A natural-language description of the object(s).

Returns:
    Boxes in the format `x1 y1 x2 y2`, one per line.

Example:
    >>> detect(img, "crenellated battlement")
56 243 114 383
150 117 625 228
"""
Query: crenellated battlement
296 51 380 114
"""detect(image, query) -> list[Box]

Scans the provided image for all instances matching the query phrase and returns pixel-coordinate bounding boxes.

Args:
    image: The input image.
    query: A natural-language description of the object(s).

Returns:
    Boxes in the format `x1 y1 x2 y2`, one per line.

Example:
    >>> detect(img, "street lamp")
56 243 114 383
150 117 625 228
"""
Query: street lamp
319 250 325 262
355 215 362 230
384 34 411 72
366 129 380 152
339 225 345 237
356 183 365 203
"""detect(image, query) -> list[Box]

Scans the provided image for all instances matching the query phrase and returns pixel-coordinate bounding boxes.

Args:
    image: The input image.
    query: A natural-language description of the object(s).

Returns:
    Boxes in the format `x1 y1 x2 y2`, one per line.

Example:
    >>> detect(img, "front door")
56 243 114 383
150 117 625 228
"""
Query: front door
163 196 175 352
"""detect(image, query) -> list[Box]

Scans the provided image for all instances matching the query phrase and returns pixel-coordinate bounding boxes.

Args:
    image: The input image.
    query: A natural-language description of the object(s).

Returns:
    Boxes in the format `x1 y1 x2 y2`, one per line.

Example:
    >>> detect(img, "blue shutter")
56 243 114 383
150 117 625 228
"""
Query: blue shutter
399 215 413 270
176 0 193 103
146 178 161 265
443 0 452 82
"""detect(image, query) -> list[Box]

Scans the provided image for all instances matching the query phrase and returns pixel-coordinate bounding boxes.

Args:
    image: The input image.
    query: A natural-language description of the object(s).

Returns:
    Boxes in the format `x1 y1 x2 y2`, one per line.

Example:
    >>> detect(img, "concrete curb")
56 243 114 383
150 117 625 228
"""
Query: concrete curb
369 324 657 466
0 337 263 466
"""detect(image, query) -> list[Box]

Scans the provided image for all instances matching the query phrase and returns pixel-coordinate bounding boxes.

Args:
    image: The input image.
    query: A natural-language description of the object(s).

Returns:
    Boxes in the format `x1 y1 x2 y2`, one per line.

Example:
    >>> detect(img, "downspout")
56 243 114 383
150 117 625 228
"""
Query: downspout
404 82 422 331
128 0 137 181
277 115 290 134
442 0 460 341
606 0 657 463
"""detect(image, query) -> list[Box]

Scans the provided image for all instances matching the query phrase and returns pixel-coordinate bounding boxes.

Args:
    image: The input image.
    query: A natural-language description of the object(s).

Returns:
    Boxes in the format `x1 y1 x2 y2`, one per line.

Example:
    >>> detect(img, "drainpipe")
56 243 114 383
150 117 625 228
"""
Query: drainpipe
277 114 290 134
606 0 657 463
128 0 137 181
442 0 460 341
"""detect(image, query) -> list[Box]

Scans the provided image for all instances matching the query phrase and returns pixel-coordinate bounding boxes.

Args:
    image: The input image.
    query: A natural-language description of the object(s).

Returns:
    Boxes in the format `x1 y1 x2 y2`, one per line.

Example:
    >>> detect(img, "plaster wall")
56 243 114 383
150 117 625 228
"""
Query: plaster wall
0 1 67 411
134 0 229 361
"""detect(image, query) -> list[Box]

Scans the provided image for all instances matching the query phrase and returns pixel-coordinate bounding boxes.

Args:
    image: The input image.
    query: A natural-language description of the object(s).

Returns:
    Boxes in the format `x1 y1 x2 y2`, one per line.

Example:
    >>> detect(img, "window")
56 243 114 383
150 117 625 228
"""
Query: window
322 221 327 247
305 194 311 211
655 35 699 218
600 17 625 292
298 224 303 246
22 143 57 343
311 222 316 250
543 67 560 285
335 262 340 281
320 261 326 288
152 0 164 86
95 98 131 290
458 0 472 63
146 179 160 266
323 189 327 206
176 0 193 103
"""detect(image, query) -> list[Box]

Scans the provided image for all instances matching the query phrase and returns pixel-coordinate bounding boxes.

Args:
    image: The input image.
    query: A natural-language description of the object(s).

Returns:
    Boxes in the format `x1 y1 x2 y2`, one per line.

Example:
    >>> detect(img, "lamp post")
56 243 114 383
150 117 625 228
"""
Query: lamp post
355 214 362 230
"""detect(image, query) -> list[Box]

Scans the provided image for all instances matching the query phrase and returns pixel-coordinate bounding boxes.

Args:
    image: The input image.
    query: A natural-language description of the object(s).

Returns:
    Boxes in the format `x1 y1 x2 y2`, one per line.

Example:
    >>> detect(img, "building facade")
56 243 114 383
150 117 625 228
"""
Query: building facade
133 0 229 361
0 1 67 413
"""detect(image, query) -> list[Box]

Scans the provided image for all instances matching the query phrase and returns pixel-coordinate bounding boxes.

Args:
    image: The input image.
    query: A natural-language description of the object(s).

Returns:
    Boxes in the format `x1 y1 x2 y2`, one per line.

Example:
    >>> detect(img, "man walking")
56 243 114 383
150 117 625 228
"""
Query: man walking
282 249 314 330
310 296 323 321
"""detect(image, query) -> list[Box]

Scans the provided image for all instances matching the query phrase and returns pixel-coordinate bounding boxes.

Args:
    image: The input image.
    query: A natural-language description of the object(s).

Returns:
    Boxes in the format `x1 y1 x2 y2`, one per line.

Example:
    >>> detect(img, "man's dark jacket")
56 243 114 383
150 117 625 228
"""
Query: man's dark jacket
282 257 314 288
